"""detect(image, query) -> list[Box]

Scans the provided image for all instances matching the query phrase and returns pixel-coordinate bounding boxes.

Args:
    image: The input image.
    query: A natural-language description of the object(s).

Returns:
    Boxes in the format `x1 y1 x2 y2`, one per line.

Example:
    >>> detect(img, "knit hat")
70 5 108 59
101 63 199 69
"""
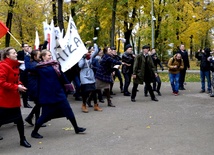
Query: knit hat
125 44 132 51
204 47 211 56
142 45 150 49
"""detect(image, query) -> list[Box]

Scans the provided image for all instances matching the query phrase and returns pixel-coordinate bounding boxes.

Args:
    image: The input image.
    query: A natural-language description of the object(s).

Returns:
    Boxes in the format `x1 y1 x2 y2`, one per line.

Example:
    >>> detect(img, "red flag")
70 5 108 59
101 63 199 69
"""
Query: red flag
0 21 9 39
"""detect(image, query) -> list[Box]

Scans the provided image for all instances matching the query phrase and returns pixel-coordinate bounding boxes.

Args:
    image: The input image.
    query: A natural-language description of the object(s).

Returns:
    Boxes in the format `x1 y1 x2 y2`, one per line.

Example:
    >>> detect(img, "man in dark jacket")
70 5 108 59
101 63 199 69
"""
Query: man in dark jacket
121 44 135 96
195 47 211 93
145 48 164 96
17 43 32 108
177 44 190 90
110 46 123 94
131 45 158 102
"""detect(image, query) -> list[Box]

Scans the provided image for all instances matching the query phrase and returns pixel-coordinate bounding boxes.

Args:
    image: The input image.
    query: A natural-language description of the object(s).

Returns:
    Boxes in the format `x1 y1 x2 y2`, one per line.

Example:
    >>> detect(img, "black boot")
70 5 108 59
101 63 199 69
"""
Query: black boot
0 136 3 140
25 115 34 126
75 127 86 134
31 131 43 138
20 136 31 148
70 118 86 134
105 89 115 107
31 124 43 138
107 100 116 107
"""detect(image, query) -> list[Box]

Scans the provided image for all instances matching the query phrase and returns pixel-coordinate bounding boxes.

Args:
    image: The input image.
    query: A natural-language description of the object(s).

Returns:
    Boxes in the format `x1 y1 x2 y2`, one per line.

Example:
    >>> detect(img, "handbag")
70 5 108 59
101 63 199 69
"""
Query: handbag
64 83 76 94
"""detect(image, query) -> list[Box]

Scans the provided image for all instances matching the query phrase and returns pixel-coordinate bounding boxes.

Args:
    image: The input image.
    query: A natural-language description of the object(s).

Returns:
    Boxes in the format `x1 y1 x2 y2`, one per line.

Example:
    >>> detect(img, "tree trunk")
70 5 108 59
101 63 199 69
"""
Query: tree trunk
52 0 57 26
5 0 15 47
58 0 64 31
110 0 117 47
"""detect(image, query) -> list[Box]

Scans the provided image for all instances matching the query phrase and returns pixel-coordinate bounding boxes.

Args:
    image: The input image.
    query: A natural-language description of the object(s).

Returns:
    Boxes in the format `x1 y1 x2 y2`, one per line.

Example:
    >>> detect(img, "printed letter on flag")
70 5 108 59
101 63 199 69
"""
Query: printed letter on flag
0 21 9 39
57 15 88 72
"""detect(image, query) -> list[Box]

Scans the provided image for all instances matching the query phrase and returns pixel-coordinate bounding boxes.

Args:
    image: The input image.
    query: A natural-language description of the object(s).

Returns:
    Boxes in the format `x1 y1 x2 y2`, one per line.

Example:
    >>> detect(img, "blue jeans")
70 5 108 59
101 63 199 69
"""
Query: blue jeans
169 73 180 93
200 70 211 91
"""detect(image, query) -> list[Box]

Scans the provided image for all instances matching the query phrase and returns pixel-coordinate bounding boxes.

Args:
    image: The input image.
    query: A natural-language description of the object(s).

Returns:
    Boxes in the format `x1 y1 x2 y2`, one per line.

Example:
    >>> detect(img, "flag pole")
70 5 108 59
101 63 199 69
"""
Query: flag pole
7 31 21 46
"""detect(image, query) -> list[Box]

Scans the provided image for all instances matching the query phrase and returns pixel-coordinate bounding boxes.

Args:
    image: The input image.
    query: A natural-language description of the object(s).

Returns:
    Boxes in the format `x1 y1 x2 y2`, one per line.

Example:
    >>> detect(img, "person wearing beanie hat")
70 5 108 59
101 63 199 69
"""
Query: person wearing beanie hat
142 45 150 49
125 44 132 51
195 47 211 93
122 44 135 96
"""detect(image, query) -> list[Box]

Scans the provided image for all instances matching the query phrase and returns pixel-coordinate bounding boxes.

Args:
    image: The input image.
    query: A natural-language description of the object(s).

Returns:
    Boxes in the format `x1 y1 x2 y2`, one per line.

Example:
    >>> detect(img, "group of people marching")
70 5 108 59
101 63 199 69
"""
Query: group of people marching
2 41 214 148
0 44 86 148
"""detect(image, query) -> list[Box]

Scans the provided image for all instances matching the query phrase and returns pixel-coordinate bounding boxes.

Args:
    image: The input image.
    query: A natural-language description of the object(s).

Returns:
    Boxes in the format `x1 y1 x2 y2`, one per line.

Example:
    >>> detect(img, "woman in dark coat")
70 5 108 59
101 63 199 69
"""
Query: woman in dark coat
24 50 45 126
26 50 86 139
0 47 31 147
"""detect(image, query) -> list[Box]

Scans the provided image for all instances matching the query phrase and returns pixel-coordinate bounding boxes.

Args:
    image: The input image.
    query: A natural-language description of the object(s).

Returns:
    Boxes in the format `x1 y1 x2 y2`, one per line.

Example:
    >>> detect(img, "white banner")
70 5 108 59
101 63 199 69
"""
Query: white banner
55 15 87 72
49 20 57 60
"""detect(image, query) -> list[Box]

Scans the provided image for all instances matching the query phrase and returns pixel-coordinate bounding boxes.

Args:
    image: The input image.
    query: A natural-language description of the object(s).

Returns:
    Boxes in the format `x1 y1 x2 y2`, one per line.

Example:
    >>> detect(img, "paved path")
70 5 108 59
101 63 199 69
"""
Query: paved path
1 82 214 155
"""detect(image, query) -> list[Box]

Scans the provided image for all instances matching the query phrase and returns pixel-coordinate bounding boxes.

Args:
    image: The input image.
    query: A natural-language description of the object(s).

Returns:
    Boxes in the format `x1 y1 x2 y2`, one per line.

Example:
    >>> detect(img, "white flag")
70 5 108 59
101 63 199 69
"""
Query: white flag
56 15 87 72
49 20 57 60
34 30 40 50
43 20 51 50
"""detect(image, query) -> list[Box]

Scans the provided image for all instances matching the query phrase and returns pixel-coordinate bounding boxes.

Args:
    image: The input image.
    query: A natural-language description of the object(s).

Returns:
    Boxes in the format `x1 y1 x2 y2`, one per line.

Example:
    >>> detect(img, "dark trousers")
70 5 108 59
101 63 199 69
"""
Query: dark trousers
123 73 132 93
152 76 161 92
15 116 26 141
114 69 123 90
132 82 155 99
179 69 186 88
88 89 103 103
26 101 41 122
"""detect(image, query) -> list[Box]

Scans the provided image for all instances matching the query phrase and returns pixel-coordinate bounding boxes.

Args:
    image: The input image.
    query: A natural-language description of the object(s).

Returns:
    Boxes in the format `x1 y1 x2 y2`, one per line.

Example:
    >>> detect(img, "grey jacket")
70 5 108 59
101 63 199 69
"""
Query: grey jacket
78 44 99 84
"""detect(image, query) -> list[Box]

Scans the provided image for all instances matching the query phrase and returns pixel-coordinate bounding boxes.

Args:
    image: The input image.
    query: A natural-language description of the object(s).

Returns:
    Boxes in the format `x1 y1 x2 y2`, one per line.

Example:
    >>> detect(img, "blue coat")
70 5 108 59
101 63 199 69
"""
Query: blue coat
24 56 39 101
25 56 69 105
95 54 122 83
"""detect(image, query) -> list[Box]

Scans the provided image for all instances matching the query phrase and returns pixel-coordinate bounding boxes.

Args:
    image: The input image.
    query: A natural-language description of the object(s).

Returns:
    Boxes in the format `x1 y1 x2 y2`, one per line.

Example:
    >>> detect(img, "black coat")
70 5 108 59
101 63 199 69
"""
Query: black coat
177 49 190 69
121 52 135 74
195 52 210 71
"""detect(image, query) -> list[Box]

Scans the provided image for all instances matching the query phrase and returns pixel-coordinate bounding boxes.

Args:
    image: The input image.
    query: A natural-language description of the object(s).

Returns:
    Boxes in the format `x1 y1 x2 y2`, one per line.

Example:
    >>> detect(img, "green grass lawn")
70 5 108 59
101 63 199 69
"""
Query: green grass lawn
158 59 200 82
159 72 200 82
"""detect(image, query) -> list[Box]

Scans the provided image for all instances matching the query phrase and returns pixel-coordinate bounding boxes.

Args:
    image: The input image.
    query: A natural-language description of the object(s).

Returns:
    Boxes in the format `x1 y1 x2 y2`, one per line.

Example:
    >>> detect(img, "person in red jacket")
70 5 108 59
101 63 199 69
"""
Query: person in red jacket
0 47 31 148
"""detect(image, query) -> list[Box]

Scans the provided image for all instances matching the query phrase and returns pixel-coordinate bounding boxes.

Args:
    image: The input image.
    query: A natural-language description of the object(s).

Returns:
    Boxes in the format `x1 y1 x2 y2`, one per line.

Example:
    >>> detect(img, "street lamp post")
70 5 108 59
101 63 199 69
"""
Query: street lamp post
151 0 155 48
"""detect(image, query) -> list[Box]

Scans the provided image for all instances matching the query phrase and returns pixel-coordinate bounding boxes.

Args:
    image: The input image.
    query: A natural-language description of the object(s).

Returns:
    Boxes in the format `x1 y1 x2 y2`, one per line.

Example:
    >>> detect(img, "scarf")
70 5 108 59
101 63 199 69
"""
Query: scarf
37 60 61 77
